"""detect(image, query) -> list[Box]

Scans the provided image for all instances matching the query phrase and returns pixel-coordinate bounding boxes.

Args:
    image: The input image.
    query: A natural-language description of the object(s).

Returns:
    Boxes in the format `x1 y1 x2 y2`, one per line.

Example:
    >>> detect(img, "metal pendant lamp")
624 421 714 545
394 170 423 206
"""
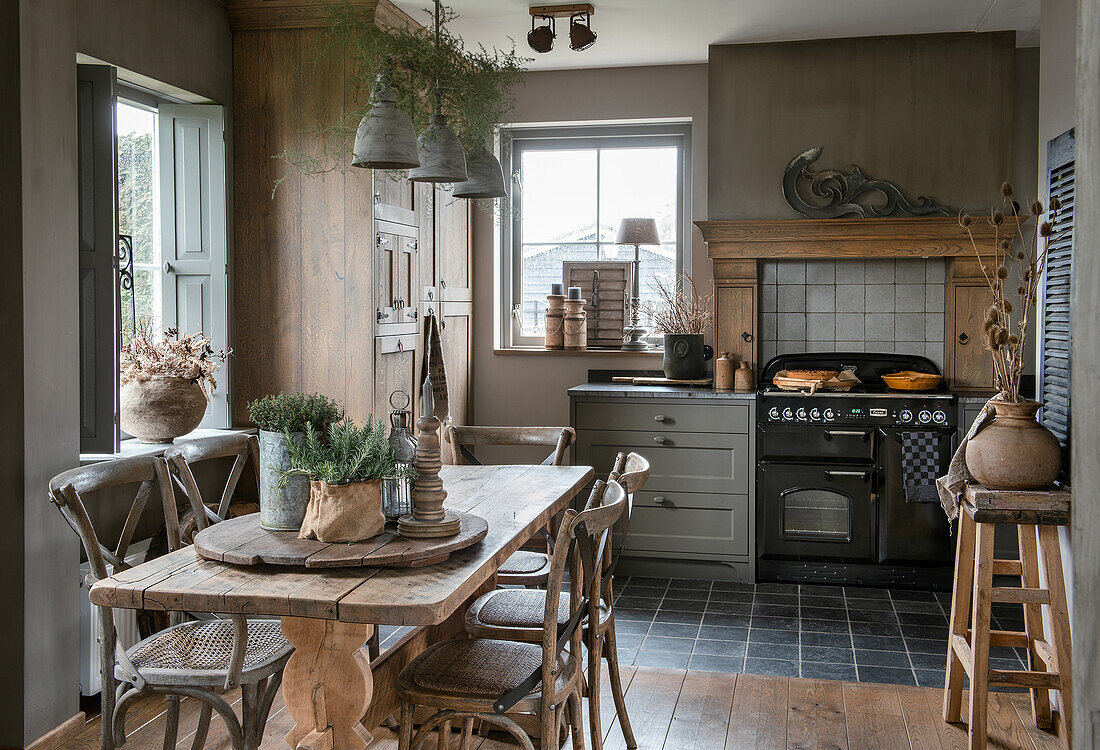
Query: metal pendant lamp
351 74 420 170
452 146 506 198
407 112 468 183
407 0 468 184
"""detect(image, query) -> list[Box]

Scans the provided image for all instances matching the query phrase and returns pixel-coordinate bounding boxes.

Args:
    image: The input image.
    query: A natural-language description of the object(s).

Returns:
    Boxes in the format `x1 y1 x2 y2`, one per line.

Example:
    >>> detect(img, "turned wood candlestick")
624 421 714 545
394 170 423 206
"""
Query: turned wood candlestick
398 413 460 538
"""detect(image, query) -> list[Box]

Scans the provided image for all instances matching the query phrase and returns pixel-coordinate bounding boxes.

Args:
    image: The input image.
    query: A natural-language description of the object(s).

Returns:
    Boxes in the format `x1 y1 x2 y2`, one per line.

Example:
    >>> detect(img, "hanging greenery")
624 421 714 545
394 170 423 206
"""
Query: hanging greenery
273 1 527 192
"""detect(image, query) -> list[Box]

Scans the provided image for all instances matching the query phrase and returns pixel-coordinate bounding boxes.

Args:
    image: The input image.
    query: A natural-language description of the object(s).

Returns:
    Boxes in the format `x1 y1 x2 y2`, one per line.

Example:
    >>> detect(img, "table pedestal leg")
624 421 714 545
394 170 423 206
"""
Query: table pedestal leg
281 617 374 750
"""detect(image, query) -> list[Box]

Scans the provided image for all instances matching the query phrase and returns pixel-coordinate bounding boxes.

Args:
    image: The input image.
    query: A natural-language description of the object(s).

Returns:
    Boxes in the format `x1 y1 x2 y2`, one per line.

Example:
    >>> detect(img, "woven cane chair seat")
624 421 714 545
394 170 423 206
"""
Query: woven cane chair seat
474 589 610 630
124 618 292 678
499 550 550 575
404 639 574 701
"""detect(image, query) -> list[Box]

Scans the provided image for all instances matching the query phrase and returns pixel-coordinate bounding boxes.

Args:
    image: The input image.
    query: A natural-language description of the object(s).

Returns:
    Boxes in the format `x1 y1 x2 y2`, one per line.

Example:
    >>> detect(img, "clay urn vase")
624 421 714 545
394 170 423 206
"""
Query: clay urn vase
120 376 208 443
965 400 1062 490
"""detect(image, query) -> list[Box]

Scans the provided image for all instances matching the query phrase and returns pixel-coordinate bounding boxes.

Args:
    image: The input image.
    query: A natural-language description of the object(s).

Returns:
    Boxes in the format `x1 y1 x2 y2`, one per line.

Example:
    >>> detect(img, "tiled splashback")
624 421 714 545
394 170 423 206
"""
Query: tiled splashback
759 258 946 369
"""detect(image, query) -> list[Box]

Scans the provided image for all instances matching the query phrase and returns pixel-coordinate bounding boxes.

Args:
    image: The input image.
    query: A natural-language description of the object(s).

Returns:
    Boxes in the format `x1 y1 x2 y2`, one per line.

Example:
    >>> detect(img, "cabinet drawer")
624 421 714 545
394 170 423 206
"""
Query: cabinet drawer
577 430 750 495
575 401 749 434
635 490 744 510
622 502 749 557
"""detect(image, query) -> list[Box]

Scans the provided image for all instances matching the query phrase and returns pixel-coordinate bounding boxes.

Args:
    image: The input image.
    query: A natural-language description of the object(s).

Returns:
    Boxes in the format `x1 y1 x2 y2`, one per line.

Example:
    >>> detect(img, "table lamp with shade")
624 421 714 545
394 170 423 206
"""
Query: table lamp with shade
615 217 661 350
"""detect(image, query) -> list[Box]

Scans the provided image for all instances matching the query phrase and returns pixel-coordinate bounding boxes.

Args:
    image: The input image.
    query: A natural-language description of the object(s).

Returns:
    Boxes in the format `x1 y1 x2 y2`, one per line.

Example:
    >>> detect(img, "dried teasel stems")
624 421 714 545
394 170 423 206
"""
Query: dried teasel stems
958 182 1068 403
652 272 714 335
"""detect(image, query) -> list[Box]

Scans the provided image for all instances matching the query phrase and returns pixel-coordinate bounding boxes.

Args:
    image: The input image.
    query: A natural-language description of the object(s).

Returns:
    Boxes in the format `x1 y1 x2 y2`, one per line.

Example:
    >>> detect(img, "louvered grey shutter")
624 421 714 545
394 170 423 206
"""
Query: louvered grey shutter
1039 128 1075 458
77 64 120 453
158 104 230 428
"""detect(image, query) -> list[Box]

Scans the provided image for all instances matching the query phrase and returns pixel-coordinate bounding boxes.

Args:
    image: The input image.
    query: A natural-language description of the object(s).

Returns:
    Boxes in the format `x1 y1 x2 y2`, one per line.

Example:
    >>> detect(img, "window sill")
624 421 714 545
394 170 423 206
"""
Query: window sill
80 427 256 465
494 347 664 357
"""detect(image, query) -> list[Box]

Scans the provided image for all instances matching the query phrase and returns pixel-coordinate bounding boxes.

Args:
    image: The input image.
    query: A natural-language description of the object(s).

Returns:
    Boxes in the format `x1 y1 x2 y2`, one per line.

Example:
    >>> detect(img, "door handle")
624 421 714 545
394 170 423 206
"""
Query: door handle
741 331 753 342
958 333 969 345
823 430 871 442
825 470 870 481
163 261 174 274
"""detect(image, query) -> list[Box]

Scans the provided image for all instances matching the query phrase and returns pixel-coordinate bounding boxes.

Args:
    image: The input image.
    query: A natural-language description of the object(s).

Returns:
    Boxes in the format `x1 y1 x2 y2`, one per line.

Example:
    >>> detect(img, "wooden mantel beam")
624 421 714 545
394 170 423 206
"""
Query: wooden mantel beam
696 217 1019 260
224 0 418 31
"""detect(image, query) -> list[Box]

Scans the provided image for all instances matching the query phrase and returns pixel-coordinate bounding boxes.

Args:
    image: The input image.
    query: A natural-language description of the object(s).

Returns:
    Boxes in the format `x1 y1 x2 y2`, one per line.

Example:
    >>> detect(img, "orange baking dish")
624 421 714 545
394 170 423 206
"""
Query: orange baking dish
882 371 943 391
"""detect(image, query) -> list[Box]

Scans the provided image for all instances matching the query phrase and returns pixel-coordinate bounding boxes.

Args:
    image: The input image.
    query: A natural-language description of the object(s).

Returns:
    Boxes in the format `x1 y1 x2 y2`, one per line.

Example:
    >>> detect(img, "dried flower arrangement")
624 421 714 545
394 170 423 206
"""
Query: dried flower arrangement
652 273 714 335
959 182 1066 403
120 321 230 399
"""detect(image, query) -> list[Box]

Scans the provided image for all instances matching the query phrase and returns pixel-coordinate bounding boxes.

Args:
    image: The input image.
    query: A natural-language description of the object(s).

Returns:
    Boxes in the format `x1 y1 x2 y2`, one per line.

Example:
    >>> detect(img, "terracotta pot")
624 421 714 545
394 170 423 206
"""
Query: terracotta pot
120 376 207 443
966 400 1062 490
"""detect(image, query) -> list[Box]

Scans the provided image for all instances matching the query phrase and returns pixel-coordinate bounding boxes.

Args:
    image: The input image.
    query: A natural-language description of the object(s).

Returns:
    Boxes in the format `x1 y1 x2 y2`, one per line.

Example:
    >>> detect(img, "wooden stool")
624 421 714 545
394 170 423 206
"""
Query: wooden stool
943 482 1072 749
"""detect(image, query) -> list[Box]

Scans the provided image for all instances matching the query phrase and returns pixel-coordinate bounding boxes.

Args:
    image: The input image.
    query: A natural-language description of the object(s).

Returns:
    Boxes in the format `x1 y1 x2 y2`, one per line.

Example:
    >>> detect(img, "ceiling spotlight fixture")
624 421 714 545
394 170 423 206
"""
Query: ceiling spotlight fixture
527 14 555 53
528 4 595 53
568 12 596 51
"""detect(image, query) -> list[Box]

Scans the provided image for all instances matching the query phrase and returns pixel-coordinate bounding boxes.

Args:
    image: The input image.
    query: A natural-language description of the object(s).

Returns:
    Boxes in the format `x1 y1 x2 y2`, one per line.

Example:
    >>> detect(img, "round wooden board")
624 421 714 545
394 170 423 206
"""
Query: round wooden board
193 511 489 569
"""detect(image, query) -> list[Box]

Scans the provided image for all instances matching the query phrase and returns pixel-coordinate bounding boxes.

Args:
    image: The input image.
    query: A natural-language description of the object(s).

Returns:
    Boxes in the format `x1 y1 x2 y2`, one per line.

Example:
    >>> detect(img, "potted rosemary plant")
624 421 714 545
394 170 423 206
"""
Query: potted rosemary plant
279 419 416 543
248 393 343 531
653 273 715 380
959 183 1066 490
120 323 228 443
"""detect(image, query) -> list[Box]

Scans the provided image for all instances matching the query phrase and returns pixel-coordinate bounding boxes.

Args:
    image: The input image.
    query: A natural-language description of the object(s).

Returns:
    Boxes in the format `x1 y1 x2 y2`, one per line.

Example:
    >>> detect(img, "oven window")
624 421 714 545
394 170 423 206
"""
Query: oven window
781 489 851 542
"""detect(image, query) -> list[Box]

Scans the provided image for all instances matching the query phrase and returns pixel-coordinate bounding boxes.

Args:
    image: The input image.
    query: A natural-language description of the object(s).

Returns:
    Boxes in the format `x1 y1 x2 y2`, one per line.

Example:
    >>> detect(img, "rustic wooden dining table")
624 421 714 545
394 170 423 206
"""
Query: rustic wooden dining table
90 464 593 750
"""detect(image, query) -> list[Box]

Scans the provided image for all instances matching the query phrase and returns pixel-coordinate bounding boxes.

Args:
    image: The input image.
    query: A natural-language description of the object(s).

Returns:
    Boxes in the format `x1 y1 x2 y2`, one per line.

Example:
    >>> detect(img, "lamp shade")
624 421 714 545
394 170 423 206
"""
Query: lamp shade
351 77 420 170
408 113 468 184
615 218 660 246
452 147 506 199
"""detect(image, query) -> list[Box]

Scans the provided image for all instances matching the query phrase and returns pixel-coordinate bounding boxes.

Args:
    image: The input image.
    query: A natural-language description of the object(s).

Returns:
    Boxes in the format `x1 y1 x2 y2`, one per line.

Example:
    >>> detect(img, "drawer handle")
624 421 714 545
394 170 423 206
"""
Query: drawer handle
653 436 669 444
653 496 668 505
653 414 668 423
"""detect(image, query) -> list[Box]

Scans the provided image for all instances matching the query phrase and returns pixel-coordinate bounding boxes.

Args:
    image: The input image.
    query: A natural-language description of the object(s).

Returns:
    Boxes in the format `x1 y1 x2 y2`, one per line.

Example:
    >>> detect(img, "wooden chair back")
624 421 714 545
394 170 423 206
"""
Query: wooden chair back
444 425 575 466
164 433 260 534
48 456 177 585
522 479 625 716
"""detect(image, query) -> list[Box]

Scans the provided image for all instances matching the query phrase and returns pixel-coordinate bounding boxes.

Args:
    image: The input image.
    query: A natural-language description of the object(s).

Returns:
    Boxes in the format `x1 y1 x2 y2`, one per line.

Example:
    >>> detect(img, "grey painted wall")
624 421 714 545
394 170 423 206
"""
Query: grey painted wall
4 0 232 743
708 32 1016 220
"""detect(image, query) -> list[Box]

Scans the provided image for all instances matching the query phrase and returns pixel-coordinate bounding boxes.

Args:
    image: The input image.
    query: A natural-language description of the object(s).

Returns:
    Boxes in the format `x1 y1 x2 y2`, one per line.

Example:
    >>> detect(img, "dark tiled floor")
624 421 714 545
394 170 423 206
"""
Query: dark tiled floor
611 577 1029 687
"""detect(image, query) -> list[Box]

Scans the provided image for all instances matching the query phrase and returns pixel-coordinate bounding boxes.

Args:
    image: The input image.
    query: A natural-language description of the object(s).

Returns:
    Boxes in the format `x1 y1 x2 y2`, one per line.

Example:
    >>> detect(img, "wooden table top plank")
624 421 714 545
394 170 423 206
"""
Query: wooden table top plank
334 465 592 624
90 465 593 627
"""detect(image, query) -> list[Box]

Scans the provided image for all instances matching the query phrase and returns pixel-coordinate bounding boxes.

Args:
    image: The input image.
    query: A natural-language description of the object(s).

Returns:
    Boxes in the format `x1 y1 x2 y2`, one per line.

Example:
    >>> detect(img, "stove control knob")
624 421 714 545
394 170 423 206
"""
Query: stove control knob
809 408 821 421
796 408 808 421
823 408 835 421
768 407 780 420
933 410 948 425
899 409 913 423
782 407 794 421
918 410 932 424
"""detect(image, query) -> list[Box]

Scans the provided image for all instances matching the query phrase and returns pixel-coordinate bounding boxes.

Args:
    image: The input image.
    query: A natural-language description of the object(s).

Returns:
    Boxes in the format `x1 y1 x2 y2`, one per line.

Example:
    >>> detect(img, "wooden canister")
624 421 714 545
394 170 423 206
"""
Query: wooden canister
715 352 735 390
544 294 566 349
734 360 755 392
563 298 588 350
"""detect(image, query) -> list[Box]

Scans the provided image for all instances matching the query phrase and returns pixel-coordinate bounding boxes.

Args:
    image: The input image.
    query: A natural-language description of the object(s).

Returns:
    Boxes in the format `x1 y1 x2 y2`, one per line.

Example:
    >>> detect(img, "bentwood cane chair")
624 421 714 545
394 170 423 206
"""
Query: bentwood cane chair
49 455 292 750
166 433 384 660
444 425 576 587
465 453 649 750
395 479 628 750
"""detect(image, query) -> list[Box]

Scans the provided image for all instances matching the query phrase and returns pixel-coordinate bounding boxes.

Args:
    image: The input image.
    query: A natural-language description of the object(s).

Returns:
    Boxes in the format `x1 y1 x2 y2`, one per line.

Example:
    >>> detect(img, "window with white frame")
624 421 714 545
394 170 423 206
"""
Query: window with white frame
500 124 690 348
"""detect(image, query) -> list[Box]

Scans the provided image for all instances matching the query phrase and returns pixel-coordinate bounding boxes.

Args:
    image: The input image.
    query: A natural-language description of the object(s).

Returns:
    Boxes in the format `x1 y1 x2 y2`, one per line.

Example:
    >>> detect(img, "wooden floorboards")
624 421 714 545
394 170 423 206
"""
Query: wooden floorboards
60 669 1062 750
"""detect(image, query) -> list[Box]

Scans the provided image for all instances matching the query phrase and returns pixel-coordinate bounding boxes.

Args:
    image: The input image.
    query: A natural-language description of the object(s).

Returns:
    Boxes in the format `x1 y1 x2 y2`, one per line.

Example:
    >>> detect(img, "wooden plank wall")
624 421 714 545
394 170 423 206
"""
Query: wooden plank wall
232 27 377 425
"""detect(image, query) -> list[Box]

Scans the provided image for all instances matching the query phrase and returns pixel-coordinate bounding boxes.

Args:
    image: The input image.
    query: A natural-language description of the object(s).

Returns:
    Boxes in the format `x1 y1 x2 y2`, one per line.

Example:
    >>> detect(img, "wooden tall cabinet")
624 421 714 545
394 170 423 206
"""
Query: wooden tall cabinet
945 257 996 392
228 2 473 428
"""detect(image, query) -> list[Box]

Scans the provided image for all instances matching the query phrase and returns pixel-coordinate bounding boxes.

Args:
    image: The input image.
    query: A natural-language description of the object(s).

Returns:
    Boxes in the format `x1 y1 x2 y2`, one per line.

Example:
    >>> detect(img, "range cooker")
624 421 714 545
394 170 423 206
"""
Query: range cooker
757 353 956 589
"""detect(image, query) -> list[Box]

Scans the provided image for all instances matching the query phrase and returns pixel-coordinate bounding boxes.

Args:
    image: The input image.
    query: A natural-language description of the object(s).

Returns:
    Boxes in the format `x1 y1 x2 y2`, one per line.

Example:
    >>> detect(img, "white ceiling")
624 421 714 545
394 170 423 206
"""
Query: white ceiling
392 0 1040 71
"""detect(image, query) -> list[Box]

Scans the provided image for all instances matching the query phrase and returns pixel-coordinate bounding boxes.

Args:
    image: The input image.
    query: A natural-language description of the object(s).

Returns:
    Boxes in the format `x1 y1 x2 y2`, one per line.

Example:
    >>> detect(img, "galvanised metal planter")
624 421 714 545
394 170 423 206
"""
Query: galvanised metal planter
258 429 310 531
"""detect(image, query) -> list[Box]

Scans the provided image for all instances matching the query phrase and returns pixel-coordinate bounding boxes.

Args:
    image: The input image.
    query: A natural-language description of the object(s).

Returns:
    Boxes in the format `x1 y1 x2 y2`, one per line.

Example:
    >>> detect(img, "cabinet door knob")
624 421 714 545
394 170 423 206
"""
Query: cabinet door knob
959 333 970 345
653 436 668 444
653 414 667 423
653 496 667 505
742 331 753 342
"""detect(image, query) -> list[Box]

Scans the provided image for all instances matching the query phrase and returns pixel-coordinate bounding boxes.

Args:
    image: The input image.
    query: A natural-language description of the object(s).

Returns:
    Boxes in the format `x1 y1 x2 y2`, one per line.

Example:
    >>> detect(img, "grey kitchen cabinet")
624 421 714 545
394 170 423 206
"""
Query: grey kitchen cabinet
570 392 757 581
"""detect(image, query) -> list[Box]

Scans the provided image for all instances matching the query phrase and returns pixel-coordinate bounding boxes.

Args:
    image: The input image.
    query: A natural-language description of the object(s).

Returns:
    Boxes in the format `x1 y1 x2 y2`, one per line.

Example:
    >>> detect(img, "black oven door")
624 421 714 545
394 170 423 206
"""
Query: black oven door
759 461 875 563
876 428 955 566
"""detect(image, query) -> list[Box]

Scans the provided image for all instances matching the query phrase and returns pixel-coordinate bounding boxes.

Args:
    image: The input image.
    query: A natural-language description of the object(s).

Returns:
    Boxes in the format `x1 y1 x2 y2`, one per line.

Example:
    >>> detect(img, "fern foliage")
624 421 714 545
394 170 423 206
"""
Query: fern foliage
278 418 417 486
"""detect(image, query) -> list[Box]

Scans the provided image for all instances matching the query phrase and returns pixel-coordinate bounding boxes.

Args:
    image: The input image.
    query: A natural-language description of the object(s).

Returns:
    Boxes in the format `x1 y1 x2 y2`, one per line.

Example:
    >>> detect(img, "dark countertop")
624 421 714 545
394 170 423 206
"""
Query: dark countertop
568 382 757 400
